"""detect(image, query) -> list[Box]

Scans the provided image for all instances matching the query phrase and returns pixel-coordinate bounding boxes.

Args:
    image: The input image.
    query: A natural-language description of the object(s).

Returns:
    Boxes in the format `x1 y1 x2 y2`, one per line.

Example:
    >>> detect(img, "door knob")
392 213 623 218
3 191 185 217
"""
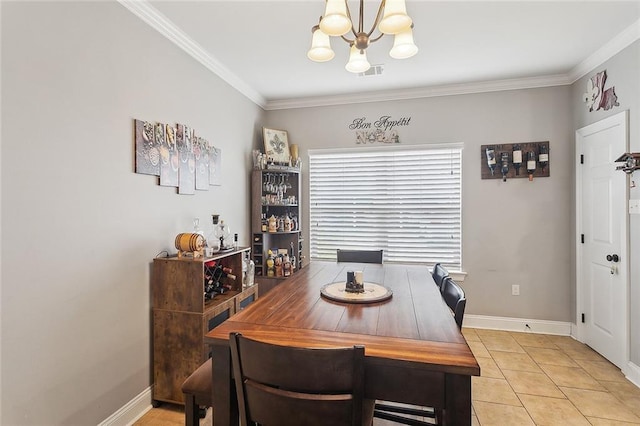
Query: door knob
606 254 620 262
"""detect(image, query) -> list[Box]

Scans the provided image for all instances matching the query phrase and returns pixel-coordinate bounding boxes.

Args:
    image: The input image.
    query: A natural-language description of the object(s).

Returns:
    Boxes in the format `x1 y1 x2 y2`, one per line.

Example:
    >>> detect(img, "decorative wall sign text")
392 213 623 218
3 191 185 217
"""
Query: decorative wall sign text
349 115 411 144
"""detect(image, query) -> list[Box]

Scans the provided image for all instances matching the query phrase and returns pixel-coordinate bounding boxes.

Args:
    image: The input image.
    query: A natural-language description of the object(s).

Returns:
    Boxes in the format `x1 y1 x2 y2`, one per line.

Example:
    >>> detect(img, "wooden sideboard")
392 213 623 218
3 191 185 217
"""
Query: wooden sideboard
151 248 258 405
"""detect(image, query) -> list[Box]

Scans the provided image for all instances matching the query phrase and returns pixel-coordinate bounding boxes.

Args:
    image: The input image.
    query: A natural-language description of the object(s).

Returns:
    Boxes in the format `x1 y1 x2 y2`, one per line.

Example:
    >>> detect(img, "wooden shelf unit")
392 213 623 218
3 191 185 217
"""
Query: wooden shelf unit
251 168 304 294
151 247 258 405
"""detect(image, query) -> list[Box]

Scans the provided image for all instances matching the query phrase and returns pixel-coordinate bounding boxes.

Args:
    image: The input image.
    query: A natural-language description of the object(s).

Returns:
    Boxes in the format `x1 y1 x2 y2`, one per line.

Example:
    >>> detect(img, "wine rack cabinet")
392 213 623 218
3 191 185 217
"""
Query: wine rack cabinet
151 247 257 406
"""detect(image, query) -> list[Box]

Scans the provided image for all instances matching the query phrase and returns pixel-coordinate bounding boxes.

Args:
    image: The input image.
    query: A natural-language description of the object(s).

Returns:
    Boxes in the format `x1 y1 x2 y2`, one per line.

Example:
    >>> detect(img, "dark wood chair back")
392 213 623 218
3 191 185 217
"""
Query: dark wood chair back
441 277 466 330
230 332 373 426
336 249 383 264
432 263 449 291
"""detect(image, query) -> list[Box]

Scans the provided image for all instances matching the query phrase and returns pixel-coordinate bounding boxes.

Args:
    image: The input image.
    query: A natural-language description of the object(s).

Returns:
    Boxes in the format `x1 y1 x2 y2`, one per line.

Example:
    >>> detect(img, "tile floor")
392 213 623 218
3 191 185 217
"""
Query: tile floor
135 328 640 425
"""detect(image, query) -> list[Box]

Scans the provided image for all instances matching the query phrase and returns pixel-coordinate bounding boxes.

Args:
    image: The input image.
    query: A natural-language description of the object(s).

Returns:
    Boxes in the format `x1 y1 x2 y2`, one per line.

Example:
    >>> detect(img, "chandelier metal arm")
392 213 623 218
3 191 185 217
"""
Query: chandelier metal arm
366 0 387 39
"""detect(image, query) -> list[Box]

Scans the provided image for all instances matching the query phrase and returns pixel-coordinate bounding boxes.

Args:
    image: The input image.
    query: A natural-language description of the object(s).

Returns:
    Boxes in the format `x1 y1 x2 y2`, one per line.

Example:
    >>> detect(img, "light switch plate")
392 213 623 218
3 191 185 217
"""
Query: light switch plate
630 199 640 215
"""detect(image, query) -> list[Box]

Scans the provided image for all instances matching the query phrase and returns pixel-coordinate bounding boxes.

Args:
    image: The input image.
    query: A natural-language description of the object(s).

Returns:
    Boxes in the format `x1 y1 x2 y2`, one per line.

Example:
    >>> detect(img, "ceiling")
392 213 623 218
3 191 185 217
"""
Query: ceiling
128 1 640 109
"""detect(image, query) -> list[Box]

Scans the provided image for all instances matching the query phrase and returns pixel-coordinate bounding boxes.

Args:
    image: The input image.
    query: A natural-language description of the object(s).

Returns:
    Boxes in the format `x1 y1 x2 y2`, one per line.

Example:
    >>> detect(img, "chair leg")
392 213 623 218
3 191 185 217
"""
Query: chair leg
184 394 199 426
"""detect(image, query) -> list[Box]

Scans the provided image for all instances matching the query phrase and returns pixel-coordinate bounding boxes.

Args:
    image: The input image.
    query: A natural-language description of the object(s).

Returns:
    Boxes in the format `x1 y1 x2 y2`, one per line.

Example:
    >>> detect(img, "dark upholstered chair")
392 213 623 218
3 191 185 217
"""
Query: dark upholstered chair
230 332 375 426
441 277 466 330
432 263 449 292
181 358 212 426
336 249 383 264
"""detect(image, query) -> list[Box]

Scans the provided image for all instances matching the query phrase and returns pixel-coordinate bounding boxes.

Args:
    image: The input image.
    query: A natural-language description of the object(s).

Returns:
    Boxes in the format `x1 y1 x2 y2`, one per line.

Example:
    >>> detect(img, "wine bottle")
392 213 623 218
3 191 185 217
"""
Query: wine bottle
500 152 510 182
539 144 549 172
289 241 296 272
527 151 537 181
512 144 522 176
486 146 497 175
261 213 267 232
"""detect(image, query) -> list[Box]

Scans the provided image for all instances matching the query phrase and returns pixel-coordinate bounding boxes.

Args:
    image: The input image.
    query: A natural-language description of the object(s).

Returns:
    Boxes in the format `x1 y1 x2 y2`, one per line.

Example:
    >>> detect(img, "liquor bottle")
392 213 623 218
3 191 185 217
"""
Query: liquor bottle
539 144 549 172
500 152 510 182
527 151 537 181
233 233 238 250
266 250 275 277
242 251 255 288
283 254 291 277
486 146 497 175
289 241 296 272
261 213 267 232
512 144 522 176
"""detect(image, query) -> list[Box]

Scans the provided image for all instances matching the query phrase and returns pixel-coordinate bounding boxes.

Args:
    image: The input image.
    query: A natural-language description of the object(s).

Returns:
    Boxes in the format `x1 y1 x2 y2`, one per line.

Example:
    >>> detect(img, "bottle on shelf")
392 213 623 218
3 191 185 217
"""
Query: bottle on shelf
233 233 239 250
527 151 537 181
203 261 236 300
512 144 523 176
486 146 497 176
261 213 268 232
539 144 549 172
242 251 255 288
266 249 275 277
289 241 296 272
283 253 291 277
500 152 510 182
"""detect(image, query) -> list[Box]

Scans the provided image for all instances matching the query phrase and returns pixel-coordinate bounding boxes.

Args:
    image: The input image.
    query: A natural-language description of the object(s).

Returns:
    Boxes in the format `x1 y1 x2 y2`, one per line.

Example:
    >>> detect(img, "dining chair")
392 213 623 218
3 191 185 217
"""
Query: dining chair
336 249 383 264
432 263 449 292
181 358 212 426
230 332 375 426
441 277 467 330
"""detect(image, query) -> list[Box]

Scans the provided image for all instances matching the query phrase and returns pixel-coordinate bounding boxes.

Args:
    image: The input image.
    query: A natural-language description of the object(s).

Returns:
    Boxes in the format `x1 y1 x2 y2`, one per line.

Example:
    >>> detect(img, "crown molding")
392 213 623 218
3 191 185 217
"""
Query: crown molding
264 74 570 110
568 18 640 84
117 0 266 108
119 1 638 112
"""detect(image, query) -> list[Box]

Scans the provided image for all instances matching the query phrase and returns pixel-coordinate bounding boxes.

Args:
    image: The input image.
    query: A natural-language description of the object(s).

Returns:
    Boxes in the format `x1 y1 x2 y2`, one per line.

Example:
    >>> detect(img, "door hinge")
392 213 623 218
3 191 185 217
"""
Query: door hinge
580 154 584 164
581 313 585 323
581 234 584 244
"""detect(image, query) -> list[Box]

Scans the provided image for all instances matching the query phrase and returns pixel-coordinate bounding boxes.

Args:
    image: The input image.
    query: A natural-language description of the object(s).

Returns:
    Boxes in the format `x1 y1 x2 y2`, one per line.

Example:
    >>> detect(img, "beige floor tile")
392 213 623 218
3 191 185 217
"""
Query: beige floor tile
519 394 591 426
473 400 535 426
463 327 481 342
545 335 584 348
472 376 522 406
586 417 640 425
468 339 492 358
477 356 505 379
472 414 480 425
560 387 640 423
599 380 640 417
539 364 605 391
475 328 513 339
573 359 627 383
524 346 579 367
511 332 559 349
561 346 607 362
490 350 543 373
502 369 565 398
481 335 527 353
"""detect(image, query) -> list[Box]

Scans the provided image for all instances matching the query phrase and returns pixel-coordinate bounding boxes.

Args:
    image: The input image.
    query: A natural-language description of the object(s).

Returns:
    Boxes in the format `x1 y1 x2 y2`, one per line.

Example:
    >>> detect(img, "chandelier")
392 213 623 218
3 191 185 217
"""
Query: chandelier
307 0 418 73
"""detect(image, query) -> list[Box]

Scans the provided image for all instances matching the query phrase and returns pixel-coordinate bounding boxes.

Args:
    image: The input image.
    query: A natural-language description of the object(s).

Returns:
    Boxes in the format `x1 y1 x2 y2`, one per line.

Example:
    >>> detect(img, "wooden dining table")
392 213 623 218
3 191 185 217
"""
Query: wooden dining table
205 261 480 425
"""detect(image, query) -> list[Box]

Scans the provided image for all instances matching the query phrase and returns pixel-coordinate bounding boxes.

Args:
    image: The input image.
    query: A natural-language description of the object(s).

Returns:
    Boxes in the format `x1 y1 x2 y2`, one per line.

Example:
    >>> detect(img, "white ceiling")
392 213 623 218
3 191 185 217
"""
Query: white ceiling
128 1 640 109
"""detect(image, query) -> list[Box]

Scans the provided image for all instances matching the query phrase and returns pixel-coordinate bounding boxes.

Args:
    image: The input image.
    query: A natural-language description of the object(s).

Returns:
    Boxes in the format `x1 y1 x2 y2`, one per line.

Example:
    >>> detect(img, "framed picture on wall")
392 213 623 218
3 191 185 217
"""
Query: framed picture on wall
262 127 290 164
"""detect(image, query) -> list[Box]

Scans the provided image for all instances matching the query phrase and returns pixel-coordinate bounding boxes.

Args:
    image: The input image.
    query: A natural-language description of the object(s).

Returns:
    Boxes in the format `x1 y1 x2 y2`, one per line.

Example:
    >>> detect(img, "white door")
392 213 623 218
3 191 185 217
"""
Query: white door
576 111 628 369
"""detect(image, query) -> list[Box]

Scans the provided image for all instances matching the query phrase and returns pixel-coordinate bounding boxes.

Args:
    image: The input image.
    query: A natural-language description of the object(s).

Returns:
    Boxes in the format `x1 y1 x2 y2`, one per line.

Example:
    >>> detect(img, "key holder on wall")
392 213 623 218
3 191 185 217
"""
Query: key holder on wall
481 141 550 181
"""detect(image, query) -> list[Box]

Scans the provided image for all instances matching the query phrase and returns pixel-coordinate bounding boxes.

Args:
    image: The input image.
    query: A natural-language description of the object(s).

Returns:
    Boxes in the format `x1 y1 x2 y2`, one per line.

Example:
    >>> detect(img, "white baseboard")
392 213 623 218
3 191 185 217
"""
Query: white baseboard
625 361 640 388
463 314 572 336
98 386 152 426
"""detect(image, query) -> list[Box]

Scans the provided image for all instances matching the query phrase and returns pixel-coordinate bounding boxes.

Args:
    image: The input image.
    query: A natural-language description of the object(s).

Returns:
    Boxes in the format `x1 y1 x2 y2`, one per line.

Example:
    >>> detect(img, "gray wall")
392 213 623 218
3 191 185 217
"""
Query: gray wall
1 2 263 424
267 86 574 322
571 40 640 365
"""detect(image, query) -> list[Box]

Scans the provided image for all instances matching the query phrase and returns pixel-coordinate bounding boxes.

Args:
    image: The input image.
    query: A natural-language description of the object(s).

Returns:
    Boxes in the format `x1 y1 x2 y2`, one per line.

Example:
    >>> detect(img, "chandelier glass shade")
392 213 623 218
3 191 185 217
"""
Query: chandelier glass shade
307 0 417 73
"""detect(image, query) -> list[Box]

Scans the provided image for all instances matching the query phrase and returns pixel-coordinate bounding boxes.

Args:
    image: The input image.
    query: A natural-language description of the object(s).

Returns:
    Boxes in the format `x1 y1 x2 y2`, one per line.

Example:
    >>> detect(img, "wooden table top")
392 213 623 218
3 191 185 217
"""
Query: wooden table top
205 261 479 377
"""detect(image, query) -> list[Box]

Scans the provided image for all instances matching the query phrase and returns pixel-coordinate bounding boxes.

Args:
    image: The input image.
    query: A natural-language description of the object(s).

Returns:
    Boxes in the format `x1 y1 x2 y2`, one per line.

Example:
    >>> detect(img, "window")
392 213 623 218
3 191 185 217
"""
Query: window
308 145 462 270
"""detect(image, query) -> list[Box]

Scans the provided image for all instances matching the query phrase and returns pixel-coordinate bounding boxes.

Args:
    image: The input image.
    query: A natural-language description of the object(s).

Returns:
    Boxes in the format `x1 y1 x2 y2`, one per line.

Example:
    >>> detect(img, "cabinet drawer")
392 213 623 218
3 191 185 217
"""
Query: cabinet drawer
235 285 259 312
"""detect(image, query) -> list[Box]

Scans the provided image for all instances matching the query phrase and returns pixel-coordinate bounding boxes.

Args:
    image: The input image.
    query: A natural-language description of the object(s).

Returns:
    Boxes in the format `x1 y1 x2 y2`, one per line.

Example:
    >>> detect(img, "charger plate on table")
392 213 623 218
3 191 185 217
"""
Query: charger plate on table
320 282 393 304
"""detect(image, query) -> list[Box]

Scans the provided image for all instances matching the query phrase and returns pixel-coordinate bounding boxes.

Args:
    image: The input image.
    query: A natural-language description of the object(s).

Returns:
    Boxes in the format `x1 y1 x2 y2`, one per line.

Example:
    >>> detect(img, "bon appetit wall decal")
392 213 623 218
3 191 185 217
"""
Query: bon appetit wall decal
349 116 411 144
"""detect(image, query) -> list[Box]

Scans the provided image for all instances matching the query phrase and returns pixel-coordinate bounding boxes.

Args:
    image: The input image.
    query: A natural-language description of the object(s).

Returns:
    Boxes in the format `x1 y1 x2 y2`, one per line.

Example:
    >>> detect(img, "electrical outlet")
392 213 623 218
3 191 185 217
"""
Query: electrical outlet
512 285 520 296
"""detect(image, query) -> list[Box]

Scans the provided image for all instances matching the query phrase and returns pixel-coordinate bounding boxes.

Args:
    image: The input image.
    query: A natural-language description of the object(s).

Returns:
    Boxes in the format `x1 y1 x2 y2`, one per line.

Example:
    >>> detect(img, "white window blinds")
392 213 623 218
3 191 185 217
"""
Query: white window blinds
308 145 462 270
